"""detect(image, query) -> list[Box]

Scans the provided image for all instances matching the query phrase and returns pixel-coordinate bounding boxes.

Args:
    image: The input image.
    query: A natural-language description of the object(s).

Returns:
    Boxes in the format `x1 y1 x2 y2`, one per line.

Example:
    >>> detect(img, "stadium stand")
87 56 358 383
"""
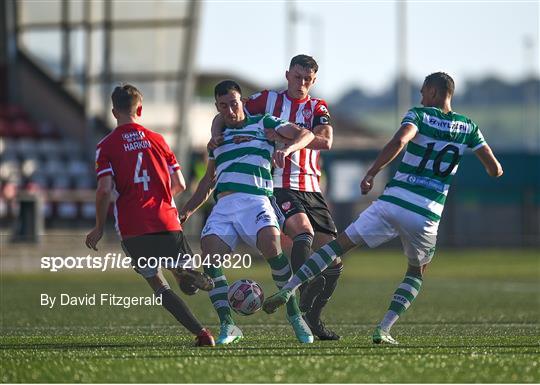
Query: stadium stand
0 103 95 226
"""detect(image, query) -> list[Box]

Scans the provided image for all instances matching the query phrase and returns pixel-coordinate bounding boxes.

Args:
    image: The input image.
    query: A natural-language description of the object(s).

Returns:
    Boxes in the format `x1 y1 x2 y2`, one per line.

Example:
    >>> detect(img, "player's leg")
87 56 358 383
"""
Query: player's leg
201 233 243 345
121 236 214 346
263 231 358 313
281 191 343 340
256 224 313 344
263 200 396 313
170 231 214 294
257 224 301 317
281 212 327 303
373 263 428 345
145 270 215 346
373 207 437 344
302 230 343 340
236 195 302 320
272 190 328 325
273 189 316 279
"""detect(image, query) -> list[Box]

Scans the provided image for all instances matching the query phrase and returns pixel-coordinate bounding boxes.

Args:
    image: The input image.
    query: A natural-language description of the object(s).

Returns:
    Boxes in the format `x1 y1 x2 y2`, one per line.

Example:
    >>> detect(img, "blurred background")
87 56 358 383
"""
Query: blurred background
0 0 539 252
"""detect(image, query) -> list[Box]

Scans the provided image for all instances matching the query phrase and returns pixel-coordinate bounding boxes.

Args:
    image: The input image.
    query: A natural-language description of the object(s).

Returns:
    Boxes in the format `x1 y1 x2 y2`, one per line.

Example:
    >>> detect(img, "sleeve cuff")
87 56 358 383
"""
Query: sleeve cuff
472 142 487 151
96 168 113 179
168 163 181 174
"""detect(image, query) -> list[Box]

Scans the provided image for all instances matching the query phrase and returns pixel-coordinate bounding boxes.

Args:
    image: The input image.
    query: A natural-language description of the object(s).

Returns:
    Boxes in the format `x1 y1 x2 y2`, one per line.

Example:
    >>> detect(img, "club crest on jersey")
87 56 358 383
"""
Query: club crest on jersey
302 108 313 120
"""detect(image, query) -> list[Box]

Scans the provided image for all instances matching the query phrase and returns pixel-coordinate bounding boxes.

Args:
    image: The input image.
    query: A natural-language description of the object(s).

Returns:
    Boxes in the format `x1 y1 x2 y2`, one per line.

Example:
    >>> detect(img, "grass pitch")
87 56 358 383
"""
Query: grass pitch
1 248 539 382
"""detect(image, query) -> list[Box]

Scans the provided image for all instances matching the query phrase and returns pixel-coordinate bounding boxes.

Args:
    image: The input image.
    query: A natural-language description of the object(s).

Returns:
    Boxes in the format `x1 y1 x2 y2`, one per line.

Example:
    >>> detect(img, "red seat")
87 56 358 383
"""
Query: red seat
12 119 38 138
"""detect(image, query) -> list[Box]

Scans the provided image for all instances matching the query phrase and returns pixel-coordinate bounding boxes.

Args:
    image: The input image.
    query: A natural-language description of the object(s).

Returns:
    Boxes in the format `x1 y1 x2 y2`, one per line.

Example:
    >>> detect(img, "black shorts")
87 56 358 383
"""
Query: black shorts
272 188 337 236
121 231 193 278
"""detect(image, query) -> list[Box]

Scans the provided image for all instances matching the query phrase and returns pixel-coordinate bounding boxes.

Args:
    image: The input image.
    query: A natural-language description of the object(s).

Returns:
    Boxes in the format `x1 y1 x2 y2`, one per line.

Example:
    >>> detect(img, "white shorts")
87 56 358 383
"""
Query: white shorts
345 199 439 266
201 193 280 251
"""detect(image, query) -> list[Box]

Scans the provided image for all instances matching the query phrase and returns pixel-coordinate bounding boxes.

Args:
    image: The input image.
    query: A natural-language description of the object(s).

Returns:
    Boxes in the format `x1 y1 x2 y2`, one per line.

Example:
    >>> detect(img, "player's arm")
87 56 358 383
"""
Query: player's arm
85 175 113 250
272 123 315 167
266 124 332 150
178 160 216 223
170 169 187 196
473 144 503 178
306 124 333 150
306 100 333 150
361 123 418 195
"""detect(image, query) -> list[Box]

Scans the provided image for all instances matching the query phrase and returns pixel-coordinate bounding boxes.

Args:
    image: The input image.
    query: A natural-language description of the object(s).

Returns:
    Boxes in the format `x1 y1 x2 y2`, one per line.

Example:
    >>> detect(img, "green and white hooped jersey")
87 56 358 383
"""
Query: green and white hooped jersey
380 107 487 222
209 113 288 198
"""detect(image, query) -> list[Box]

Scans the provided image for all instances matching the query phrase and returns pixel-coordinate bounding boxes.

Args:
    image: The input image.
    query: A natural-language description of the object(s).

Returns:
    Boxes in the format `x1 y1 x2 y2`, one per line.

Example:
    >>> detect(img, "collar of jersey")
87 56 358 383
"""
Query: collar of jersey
116 122 144 130
430 107 454 117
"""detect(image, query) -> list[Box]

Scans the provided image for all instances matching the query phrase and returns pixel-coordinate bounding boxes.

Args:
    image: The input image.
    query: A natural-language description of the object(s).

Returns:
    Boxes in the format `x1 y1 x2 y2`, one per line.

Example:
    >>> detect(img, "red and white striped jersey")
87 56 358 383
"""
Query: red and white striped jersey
95 123 182 239
245 90 331 193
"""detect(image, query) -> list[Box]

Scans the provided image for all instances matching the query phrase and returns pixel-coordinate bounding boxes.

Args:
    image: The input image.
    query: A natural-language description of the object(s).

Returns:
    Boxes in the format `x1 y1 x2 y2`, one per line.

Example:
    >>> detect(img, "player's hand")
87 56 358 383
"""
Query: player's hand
264 128 278 142
85 227 103 251
360 174 375 195
207 135 224 151
272 148 290 168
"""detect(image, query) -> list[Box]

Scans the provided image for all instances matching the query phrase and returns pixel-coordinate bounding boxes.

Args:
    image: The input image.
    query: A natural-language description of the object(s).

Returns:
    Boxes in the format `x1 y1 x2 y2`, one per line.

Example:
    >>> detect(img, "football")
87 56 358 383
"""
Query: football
227 279 265 315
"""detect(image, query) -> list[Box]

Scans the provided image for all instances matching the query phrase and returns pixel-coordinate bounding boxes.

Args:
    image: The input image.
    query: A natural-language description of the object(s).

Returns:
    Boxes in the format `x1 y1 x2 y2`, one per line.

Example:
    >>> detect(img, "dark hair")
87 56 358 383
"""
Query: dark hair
214 80 242 99
424 72 455 96
289 54 319 73
111 84 143 115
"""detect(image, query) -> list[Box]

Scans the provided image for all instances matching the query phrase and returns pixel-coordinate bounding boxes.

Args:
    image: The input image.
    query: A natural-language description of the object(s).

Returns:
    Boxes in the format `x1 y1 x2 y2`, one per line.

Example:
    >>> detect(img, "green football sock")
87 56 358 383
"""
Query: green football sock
204 265 234 325
283 239 344 291
267 253 301 317
380 274 423 332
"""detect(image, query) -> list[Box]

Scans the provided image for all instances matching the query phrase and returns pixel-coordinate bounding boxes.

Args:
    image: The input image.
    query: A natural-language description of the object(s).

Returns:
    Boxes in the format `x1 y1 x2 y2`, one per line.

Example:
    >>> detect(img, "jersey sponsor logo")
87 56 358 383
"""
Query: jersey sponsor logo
302 108 313 120
232 135 255 144
407 175 445 193
122 131 146 142
423 113 472 133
